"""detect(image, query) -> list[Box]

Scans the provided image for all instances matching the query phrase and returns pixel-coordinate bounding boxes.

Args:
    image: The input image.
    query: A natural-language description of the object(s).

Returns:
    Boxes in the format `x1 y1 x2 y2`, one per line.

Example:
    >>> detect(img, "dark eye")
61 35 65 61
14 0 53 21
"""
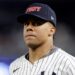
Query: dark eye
24 20 30 26
24 22 29 26
36 20 46 26
31 21 39 26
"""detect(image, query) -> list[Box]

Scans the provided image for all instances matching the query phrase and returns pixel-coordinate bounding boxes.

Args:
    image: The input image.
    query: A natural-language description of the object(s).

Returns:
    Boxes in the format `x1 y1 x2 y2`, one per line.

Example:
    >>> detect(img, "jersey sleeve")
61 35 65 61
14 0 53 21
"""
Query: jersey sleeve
67 58 75 75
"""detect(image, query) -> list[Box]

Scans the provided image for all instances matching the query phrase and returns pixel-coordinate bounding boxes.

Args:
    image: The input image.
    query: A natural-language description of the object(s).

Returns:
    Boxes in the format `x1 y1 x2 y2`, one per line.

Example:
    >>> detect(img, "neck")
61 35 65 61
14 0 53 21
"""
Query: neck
28 39 54 64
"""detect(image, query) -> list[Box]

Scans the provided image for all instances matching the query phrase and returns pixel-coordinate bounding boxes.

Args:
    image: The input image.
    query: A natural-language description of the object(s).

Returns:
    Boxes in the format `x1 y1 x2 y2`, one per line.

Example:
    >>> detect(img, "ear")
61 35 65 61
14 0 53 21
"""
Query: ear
48 26 56 36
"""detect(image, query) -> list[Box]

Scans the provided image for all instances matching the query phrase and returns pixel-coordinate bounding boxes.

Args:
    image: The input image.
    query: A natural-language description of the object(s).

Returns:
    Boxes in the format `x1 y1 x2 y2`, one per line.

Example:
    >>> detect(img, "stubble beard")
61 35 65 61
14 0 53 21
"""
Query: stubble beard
27 43 40 50
26 42 44 51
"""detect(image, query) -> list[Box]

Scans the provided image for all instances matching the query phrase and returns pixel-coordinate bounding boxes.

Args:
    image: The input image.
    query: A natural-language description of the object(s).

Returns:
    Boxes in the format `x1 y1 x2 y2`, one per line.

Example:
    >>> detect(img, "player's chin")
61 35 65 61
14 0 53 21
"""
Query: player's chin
27 44 36 49
26 42 39 49
25 40 34 45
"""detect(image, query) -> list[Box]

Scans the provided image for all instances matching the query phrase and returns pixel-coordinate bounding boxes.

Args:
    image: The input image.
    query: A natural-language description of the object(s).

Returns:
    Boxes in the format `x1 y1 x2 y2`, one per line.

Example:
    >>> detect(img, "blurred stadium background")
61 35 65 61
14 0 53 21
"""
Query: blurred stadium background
0 0 75 75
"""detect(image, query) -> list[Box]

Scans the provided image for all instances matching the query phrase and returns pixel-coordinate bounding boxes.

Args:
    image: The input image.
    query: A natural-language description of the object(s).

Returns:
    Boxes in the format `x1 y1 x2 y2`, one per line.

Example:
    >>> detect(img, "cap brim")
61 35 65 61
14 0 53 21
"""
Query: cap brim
17 13 56 26
17 13 48 24
17 14 30 24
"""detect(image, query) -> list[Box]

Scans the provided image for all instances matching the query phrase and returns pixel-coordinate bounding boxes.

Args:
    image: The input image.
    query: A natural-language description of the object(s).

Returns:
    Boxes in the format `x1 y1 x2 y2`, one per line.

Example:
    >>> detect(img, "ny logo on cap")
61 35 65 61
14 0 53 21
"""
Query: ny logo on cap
51 16 54 20
25 6 42 13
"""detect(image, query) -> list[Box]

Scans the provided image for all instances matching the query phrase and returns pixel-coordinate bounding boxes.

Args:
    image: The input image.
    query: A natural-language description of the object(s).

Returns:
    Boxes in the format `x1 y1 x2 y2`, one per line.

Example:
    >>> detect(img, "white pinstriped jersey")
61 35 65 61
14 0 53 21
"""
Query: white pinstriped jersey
9 47 75 75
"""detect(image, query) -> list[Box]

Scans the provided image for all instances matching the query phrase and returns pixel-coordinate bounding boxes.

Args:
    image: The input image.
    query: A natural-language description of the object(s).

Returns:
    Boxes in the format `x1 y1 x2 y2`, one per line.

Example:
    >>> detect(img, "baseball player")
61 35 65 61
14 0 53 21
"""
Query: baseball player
9 3 75 75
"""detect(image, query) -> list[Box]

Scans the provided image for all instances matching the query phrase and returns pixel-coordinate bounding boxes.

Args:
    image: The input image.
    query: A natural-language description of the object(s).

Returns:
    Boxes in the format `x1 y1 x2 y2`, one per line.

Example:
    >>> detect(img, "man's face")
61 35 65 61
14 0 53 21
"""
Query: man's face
23 17 55 49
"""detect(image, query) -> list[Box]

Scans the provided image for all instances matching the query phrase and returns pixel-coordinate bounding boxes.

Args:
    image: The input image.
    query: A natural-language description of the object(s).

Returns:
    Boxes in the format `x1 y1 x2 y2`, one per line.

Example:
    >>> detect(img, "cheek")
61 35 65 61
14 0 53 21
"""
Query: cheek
36 29 49 40
39 26 49 35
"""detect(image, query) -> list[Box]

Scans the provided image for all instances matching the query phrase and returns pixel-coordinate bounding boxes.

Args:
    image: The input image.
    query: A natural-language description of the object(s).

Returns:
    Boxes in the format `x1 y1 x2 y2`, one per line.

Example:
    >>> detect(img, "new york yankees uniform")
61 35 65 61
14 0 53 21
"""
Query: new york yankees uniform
9 47 75 75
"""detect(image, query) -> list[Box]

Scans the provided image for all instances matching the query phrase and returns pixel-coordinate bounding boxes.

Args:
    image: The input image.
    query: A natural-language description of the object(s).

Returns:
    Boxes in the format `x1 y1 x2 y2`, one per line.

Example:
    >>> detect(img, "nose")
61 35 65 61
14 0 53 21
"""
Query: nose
26 23 34 32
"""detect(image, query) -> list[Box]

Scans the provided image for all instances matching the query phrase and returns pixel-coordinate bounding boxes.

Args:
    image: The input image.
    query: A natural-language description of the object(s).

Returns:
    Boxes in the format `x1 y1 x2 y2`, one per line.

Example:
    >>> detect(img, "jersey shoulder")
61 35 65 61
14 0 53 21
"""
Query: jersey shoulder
53 47 75 74
9 55 26 72
58 48 75 64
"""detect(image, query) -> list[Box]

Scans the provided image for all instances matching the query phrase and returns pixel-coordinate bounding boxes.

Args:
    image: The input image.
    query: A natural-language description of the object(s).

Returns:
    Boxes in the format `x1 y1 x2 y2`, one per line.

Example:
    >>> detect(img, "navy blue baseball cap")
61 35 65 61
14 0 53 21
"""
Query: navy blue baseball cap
17 3 56 26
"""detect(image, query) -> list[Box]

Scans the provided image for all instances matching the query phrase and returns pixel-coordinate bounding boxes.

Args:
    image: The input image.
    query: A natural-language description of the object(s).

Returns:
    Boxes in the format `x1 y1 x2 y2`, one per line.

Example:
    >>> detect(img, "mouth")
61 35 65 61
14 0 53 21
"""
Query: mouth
25 35 36 40
25 34 36 38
